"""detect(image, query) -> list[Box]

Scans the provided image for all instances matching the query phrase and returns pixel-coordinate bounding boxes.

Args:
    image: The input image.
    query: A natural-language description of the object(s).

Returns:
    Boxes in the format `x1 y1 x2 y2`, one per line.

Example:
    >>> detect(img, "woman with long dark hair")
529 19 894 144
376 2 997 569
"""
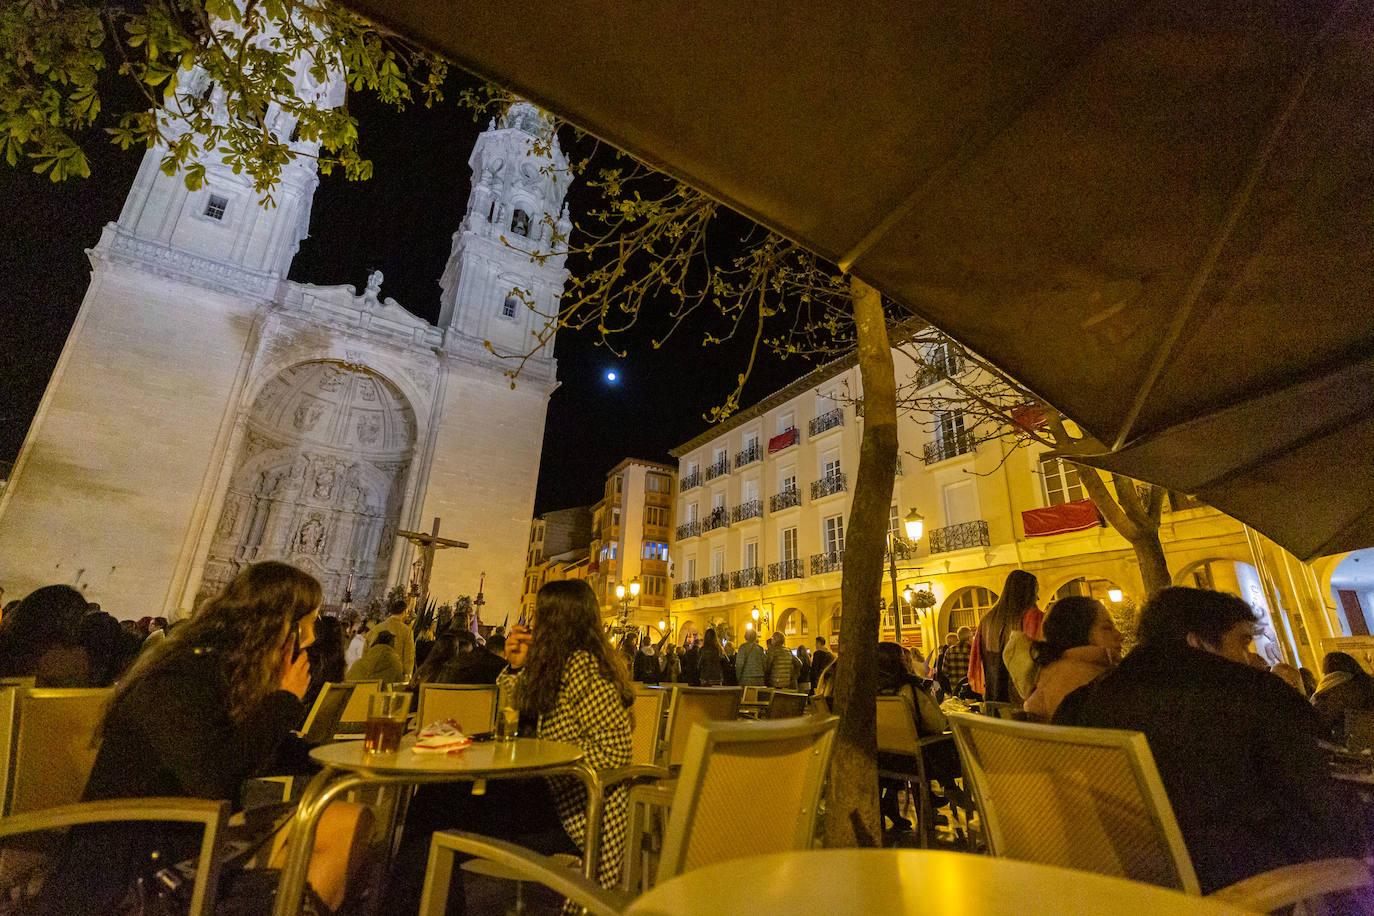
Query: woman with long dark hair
504 580 634 888
969 569 1042 702
698 627 724 685
38 562 370 915
301 614 347 715
1023 596 1122 721
411 629 466 687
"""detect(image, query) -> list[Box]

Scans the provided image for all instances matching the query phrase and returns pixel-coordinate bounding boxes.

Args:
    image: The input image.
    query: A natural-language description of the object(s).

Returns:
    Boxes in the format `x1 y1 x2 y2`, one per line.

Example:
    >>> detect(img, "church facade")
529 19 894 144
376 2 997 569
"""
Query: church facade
0 67 569 621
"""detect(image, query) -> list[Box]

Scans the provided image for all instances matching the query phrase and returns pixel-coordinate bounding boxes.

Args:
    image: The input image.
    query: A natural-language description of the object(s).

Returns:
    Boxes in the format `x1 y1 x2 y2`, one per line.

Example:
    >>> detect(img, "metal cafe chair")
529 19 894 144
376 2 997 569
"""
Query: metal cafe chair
949 713 1371 912
419 715 840 915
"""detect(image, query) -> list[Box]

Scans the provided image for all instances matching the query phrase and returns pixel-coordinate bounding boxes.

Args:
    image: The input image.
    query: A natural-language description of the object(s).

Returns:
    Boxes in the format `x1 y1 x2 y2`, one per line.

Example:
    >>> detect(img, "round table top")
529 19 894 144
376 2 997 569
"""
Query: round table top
625 850 1259 916
309 736 583 777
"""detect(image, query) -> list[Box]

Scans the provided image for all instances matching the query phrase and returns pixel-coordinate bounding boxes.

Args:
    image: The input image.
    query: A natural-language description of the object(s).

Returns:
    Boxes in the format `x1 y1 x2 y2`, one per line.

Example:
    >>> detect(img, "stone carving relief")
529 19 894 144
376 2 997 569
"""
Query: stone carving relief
355 412 381 445
199 360 416 610
293 401 323 432
295 516 326 555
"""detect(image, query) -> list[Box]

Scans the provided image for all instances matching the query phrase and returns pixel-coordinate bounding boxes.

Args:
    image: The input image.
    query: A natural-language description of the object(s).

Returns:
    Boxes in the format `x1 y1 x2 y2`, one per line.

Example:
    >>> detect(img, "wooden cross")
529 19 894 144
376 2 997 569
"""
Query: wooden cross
396 517 468 609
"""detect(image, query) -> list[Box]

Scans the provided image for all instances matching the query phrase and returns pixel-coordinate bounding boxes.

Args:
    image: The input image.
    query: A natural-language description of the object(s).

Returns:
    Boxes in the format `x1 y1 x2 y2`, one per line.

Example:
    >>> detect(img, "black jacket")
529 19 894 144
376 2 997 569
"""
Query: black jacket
1055 643 1361 893
41 645 306 914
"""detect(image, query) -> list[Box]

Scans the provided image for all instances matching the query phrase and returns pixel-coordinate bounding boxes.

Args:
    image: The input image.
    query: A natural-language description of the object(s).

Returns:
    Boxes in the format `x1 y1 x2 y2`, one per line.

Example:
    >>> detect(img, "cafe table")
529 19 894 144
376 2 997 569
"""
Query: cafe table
272 736 596 916
625 849 1262 916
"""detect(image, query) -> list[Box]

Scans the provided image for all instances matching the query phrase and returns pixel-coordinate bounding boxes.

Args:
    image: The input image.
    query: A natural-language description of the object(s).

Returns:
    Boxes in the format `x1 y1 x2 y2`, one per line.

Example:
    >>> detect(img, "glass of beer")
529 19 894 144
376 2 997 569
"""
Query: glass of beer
364 691 409 754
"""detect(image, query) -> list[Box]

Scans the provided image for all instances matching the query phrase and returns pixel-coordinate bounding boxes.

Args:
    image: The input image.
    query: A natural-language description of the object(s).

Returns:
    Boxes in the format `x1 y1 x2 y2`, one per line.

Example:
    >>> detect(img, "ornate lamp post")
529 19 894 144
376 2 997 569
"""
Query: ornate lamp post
615 577 641 630
888 509 924 645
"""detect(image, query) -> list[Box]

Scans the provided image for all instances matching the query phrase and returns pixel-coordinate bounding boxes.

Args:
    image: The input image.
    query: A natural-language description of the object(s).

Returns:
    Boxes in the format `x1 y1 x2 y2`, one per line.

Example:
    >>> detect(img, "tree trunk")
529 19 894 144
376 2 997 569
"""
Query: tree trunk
1130 527 1172 594
824 277 895 849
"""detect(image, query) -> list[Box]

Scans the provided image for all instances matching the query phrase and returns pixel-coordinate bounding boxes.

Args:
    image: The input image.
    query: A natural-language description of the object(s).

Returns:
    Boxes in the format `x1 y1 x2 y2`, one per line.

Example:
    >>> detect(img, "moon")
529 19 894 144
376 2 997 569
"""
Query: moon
605 371 618 382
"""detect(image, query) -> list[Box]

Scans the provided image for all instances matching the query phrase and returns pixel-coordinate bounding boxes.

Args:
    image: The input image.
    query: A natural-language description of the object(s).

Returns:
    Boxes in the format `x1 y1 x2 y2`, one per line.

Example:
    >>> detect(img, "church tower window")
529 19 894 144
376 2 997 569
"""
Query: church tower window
204 194 229 220
510 209 530 237
502 295 519 318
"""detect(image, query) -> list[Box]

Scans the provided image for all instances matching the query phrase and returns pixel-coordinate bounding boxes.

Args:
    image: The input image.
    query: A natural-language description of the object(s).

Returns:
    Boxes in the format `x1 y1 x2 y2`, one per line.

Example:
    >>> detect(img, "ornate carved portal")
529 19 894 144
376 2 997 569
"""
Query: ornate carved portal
199 360 417 611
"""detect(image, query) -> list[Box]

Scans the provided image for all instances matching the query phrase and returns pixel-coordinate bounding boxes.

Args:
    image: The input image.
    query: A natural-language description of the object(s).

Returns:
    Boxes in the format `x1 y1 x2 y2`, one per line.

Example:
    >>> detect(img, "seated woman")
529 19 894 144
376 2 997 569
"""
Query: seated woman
36 562 370 915
875 641 962 833
1311 651 1374 742
1023 596 1123 722
390 580 634 912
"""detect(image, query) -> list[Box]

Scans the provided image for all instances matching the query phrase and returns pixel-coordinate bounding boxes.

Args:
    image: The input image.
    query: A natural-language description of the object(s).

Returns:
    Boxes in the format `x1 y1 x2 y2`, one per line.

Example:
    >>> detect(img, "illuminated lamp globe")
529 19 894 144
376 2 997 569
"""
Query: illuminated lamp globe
1107 588 1124 603
904 509 925 542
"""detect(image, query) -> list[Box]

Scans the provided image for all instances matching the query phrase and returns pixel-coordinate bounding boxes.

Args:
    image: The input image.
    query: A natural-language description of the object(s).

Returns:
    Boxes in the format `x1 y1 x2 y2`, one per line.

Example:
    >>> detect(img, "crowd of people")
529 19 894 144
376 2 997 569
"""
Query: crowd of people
0 561 1367 911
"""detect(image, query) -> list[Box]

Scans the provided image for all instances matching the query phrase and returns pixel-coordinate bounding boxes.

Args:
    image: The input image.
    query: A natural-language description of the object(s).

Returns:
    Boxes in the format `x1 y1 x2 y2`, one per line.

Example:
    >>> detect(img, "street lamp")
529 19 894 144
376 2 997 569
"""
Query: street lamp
615 577 640 627
889 509 924 644
657 615 678 638
1107 587 1124 603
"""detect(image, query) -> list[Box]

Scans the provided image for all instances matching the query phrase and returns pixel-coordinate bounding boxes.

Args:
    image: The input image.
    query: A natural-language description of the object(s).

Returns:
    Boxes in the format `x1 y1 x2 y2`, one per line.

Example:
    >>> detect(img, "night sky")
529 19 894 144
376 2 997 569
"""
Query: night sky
0 77 813 515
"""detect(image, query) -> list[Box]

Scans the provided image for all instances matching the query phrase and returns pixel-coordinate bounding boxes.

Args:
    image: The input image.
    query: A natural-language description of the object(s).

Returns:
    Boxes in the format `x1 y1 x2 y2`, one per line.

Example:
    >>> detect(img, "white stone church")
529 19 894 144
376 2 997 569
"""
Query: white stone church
0 68 570 621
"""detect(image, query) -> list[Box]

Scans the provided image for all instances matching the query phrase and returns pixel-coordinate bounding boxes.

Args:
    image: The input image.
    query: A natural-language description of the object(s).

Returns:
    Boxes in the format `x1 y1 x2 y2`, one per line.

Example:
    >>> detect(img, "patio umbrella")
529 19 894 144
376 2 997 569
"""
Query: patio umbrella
348 0 1374 560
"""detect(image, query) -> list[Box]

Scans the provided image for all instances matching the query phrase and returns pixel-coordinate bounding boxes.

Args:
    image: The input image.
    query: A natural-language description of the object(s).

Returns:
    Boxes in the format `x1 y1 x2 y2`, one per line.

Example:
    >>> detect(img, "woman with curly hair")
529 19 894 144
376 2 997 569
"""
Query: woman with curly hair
390 579 633 912
38 562 370 915
502 579 635 887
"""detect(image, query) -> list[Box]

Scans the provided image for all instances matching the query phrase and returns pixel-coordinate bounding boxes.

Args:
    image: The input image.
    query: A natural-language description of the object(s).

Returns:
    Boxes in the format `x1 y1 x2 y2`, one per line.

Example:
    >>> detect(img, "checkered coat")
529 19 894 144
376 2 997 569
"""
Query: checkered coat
499 651 632 889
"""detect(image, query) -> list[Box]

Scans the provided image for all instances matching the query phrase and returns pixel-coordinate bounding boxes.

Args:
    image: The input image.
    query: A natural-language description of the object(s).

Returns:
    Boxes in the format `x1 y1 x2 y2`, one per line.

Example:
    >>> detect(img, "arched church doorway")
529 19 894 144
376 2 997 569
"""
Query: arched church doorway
1327 548 1374 637
778 607 808 640
199 361 417 611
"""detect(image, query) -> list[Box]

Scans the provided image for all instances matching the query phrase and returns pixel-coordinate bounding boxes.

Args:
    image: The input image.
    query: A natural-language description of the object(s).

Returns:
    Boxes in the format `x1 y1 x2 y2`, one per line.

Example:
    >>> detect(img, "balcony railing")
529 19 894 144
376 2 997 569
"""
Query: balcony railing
705 507 729 531
767 559 805 582
770 487 801 512
676 520 704 541
731 498 762 523
734 442 762 468
928 519 991 553
887 538 915 560
700 573 729 594
923 431 976 464
810 550 844 575
808 407 844 437
731 567 764 589
704 458 730 481
680 471 702 491
810 472 847 500
917 352 965 388
673 580 701 599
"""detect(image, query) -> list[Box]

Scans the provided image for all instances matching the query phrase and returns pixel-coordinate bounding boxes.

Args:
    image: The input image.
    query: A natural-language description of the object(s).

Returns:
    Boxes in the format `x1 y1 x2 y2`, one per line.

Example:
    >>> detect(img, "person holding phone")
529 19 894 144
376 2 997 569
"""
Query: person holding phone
36 562 371 915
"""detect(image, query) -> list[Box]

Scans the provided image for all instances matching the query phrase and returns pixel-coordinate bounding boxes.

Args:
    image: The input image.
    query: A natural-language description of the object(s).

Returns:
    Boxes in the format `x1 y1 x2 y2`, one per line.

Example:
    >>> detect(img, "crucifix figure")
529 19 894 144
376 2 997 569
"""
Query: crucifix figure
396 517 468 609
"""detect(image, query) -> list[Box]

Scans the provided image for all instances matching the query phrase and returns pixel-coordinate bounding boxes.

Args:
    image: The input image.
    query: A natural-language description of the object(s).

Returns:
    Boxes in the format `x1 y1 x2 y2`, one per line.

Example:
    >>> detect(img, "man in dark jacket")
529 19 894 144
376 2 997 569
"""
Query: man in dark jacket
448 630 508 684
1056 587 1361 894
810 636 835 688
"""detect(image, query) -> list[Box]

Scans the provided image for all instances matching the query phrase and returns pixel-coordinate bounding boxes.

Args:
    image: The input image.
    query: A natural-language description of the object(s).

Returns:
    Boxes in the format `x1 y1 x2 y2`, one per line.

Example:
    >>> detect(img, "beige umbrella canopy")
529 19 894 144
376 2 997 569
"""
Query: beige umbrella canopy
351 0 1374 560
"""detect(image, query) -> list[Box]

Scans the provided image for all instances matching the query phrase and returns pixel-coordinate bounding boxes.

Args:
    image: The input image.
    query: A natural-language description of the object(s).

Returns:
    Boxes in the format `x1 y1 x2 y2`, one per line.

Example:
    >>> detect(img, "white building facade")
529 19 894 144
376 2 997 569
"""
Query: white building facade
0 77 571 620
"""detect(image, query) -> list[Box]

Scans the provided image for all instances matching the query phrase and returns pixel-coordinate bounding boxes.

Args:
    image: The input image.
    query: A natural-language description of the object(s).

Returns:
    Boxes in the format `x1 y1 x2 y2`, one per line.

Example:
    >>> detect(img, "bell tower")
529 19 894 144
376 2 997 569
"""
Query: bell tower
100 60 344 298
438 101 572 368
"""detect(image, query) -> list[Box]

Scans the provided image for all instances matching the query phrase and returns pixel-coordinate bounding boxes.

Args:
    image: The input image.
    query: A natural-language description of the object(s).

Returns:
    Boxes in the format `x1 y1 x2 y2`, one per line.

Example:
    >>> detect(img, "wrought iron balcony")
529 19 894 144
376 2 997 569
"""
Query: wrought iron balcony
810 551 844 575
673 580 701 599
923 431 976 464
808 407 844 437
700 573 729 594
916 352 965 388
734 442 762 468
704 458 730 481
928 519 991 554
731 567 764 589
810 472 847 500
769 487 801 512
680 471 702 490
731 498 762 523
675 520 704 541
705 507 729 531
767 559 805 582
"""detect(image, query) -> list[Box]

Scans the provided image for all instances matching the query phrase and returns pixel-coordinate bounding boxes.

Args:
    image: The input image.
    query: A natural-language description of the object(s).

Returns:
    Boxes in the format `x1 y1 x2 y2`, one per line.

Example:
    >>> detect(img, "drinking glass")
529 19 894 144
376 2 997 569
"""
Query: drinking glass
495 682 520 742
364 691 410 753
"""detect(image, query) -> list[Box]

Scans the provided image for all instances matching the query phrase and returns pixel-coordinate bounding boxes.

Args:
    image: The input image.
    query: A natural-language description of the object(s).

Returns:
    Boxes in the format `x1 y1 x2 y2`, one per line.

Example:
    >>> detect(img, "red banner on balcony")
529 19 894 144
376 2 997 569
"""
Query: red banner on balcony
1021 499 1102 537
768 427 799 453
1010 403 1047 434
